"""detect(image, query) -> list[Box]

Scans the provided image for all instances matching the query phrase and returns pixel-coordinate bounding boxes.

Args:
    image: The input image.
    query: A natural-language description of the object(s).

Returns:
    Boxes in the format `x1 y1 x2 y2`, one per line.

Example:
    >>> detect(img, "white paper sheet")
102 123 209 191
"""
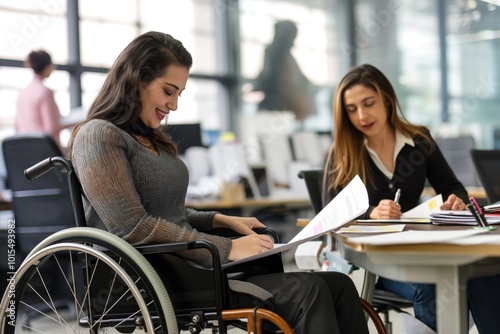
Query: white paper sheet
345 229 487 246
356 218 430 224
447 234 500 245
222 175 369 268
337 224 406 233
401 194 443 218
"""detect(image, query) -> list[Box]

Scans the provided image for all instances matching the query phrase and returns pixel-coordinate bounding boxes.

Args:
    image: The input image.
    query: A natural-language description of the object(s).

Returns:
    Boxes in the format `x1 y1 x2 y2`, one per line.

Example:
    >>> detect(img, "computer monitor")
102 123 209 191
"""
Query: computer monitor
163 123 204 155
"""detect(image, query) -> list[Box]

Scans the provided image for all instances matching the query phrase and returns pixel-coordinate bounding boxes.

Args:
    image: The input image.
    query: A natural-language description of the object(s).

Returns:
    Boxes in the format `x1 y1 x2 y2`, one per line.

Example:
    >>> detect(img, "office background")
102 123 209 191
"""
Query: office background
0 0 499 149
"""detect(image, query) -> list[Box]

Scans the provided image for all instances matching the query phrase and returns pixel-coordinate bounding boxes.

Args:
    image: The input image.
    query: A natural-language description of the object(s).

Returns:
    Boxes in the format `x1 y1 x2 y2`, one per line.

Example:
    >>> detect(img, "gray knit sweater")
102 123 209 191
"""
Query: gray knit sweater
71 119 232 267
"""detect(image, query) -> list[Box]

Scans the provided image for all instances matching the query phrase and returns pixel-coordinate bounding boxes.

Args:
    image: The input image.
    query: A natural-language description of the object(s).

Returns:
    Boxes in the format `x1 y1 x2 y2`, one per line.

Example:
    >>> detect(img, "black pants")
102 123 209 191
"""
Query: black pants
237 271 369 334
468 273 500 334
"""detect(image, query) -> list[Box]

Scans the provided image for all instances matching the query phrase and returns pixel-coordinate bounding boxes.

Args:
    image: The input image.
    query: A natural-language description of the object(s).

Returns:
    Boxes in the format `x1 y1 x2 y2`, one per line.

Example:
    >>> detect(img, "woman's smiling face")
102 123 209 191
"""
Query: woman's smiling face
139 65 189 129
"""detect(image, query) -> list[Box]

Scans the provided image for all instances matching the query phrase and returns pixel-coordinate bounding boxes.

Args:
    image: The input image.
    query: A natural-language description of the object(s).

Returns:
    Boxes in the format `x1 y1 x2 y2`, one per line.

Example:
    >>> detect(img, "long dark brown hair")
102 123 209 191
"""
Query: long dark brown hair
326 64 432 191
68 31 193 156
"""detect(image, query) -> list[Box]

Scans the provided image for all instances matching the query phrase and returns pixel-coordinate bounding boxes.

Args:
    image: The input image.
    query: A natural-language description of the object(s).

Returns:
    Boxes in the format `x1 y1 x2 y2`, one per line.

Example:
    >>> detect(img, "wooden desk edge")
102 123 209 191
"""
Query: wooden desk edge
0 201 12 211
187 198 312 210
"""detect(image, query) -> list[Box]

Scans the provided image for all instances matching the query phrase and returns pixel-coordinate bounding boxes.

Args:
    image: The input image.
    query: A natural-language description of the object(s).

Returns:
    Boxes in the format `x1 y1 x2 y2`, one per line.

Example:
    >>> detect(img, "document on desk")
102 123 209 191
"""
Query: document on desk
401 194 443 218
337 224 406 233
429 210 500 225
355 195 442 224
447 234 500 245
346 229 487 246
223 175 369 268
356 218 431 224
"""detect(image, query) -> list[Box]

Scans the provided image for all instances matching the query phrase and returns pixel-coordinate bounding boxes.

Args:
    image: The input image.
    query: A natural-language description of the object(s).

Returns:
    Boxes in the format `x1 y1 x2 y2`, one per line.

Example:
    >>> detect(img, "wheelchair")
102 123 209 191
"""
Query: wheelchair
0 156 386 333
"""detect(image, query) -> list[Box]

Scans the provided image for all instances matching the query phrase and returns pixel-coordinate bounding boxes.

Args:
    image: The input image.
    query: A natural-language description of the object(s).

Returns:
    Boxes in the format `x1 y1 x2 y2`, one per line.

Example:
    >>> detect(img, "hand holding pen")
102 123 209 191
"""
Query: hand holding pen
369 188 402 219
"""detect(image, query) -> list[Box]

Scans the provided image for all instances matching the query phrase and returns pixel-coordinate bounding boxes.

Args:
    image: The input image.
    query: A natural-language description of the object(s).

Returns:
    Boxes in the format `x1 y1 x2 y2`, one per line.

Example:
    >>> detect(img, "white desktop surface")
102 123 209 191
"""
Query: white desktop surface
335 224 500 333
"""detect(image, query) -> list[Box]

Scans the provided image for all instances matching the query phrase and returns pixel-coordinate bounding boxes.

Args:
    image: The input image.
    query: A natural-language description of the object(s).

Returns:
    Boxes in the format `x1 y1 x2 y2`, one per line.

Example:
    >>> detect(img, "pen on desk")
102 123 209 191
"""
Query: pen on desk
467 197 489 228
469 197 488 227
394 188 401 204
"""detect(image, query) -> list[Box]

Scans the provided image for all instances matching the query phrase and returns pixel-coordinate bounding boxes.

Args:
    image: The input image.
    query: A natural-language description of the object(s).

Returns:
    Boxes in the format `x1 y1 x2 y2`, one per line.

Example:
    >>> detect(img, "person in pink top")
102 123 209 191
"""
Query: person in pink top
15 50 64 149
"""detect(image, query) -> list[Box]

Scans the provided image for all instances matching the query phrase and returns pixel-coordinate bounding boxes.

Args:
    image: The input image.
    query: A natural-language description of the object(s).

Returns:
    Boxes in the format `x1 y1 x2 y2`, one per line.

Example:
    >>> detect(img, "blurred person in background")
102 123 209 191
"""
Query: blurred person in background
253 20 316 123
15 49 69 150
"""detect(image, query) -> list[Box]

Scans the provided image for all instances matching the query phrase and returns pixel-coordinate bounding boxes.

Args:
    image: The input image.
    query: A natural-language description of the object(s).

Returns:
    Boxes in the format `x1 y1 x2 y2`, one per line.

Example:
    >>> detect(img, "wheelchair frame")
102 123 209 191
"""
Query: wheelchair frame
0 157 294 334
0 156 386 333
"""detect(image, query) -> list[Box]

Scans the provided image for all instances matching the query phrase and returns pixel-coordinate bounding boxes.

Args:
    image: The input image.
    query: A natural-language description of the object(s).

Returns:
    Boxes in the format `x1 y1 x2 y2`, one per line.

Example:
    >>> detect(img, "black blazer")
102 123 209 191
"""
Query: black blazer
323 131 468 219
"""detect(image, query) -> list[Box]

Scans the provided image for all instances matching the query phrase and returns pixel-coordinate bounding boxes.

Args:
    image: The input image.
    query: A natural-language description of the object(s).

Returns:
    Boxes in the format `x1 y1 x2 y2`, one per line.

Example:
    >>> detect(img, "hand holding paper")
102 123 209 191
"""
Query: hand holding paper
223 175 369 268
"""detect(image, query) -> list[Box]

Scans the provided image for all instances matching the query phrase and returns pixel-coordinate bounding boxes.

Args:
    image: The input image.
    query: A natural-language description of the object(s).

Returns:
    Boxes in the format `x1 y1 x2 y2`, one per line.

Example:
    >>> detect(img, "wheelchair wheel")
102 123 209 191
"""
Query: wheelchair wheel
0 227 178 334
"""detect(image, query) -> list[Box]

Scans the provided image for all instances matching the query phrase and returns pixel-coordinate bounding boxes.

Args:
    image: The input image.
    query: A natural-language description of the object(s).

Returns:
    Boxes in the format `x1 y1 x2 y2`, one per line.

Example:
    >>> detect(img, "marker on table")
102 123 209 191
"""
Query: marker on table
468 197 489 228
394 188 401 204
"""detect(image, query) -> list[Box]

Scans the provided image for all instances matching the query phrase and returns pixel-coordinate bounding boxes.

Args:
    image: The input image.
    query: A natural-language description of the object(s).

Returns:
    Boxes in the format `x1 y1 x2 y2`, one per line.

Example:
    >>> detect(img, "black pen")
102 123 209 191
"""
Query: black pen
468 197 489 228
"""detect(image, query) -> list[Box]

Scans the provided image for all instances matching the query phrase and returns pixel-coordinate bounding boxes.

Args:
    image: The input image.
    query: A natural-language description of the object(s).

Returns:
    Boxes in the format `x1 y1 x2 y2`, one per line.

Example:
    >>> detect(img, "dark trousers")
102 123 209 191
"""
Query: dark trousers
237 271 369 334
377 273 500 333
468 273 500 334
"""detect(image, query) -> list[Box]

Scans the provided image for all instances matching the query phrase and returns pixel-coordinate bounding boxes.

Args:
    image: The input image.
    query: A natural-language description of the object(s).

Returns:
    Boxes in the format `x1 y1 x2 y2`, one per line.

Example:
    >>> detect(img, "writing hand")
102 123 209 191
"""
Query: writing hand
370 199 402 219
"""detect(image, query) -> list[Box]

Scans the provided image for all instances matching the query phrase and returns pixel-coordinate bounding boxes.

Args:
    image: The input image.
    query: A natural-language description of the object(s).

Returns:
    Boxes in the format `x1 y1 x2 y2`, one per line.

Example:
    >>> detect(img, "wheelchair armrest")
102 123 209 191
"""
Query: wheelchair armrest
135 240 221 268
135 240 227 317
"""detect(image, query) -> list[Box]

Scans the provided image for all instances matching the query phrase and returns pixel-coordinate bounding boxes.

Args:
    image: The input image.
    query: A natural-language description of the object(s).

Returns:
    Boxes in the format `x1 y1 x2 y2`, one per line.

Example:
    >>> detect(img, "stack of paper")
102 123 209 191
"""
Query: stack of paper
429 210 500 225
484 202 500 213
347 229 488 245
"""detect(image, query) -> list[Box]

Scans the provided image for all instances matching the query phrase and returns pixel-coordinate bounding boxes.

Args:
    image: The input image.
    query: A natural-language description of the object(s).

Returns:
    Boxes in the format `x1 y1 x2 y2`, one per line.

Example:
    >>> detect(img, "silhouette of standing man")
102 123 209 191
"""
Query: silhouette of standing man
254 20 315 122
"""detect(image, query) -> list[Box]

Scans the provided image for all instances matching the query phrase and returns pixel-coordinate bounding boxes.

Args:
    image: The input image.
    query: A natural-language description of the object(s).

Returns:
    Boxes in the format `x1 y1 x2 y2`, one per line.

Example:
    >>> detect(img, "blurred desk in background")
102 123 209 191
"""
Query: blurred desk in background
422 186 486 202
0 201 11 211
186 196 312 218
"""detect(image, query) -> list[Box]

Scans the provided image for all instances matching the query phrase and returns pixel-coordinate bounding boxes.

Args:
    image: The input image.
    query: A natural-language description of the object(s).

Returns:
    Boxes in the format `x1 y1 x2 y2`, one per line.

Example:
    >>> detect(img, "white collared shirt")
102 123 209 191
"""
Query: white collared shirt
365 131 415 180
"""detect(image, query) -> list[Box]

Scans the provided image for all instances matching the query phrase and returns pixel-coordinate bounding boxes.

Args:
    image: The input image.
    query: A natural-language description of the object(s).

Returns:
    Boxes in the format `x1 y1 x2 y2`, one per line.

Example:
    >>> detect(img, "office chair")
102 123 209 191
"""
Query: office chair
435 135 480 187
471 149 500 204
298 169 413 333
1 134 75 326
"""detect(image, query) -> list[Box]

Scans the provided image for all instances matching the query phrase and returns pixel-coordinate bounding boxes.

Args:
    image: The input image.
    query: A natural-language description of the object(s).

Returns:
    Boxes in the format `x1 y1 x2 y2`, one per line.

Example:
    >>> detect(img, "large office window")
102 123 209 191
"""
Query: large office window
0 1 68 61
354 1 442 126
446 0 500 148
0 1 69 138
1 0 499 148
0 0 231 145
354 0 500 148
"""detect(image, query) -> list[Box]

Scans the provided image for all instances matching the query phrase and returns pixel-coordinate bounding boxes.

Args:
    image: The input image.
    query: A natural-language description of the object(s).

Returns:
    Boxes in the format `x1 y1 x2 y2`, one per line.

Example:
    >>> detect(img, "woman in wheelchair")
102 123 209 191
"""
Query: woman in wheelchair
66 31 369 334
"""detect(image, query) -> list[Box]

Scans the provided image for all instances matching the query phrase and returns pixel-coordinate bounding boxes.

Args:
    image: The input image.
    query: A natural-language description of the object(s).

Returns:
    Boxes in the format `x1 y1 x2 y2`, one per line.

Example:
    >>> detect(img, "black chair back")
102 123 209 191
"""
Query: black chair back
471 149 500 204
435 135 480 187
2 134 75 258
297 169 324 214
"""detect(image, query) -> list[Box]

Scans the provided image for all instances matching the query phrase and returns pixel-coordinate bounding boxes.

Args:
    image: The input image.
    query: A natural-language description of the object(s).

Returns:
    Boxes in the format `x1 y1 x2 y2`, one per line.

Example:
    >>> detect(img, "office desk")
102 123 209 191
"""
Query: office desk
422 186 486 200
334 223 500 333
186 196 312 217
0 201 11 211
